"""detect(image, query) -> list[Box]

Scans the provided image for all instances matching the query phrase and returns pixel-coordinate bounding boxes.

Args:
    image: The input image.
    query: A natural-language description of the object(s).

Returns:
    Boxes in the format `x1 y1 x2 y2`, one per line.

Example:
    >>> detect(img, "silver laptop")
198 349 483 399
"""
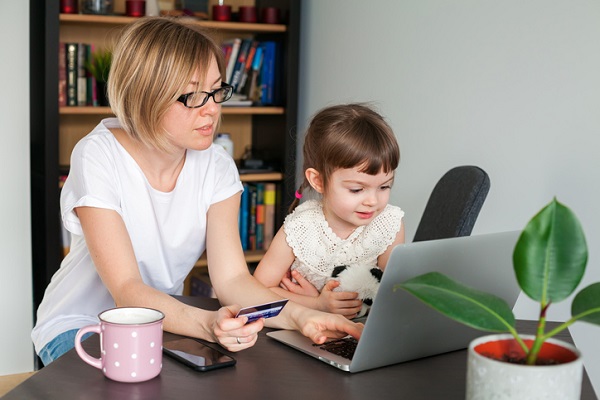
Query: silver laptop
267 231 522 373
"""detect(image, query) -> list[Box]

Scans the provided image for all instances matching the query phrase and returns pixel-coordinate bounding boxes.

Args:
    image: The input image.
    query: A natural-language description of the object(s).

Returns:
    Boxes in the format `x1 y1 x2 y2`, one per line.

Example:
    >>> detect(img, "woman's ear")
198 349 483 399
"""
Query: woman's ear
305 168 324 194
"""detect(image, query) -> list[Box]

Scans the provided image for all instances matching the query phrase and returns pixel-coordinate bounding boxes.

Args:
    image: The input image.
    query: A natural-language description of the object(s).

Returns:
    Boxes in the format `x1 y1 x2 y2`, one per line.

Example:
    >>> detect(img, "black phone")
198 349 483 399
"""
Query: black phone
163 338 236 372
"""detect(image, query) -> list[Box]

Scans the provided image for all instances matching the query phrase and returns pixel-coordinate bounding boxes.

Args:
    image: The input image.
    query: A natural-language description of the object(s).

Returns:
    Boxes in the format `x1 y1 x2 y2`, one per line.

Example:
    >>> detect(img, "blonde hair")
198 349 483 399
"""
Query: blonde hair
290 103 400 212
107 17 226 151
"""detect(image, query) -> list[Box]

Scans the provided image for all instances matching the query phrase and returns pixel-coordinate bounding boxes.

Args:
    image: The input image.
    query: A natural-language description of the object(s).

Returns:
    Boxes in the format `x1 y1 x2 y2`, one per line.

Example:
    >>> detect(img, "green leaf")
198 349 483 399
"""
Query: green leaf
513 198 588 304
396 272 515 332
572 282 600 325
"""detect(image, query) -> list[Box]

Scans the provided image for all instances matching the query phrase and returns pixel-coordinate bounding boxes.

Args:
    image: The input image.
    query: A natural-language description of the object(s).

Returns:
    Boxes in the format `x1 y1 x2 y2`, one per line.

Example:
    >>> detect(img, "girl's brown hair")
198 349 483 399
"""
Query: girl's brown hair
108 17 226 151
289 103 400 212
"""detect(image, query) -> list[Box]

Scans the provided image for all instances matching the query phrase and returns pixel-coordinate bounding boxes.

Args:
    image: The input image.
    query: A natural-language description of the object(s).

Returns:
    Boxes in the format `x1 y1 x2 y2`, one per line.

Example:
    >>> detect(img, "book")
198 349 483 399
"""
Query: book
263 183 277 249
222 93 253 107
77 43 87 106
222 42 233 72
236 40 259 94
58 43 67 107
254 183 265 250
65 43 78 106
259 41 277 105
245 45 264 101
86 44 95 106
248 184 258 250
239 182 250 251
224 38 241 84
230 38 253 93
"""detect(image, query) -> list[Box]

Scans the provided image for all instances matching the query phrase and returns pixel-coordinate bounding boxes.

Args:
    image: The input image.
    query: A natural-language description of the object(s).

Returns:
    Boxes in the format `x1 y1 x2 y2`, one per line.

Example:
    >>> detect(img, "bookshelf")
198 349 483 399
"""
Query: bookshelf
31 0 300 307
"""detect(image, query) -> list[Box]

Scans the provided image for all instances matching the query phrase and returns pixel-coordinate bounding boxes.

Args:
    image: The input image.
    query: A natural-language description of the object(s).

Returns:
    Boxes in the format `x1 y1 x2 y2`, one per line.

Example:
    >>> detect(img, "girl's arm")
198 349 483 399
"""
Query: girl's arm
377 220 406 270
254 228 363 318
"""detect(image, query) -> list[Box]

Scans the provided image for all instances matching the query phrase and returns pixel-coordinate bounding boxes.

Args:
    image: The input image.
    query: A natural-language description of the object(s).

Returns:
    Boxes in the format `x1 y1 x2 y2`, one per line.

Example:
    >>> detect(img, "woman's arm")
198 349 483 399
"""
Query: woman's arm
77 205 261 352
205 194 364 341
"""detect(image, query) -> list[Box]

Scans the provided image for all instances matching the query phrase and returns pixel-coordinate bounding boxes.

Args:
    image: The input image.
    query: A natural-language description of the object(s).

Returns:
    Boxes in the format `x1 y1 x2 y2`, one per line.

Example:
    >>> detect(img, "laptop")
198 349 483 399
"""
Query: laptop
266 231 522 373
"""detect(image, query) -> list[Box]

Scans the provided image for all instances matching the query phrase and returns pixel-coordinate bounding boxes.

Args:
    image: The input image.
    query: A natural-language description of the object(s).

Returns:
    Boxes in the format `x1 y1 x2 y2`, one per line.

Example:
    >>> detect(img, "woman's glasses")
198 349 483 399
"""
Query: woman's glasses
176 83 234 108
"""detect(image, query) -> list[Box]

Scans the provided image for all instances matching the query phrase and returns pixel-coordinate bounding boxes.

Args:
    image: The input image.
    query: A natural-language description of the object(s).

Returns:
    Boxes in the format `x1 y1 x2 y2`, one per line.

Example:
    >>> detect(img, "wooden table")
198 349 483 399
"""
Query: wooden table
4 296 597 399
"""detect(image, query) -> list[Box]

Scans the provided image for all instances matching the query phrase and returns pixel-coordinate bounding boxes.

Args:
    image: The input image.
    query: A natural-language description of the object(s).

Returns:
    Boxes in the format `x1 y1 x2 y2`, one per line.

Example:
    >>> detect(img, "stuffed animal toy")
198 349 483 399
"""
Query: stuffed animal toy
331 264 383 318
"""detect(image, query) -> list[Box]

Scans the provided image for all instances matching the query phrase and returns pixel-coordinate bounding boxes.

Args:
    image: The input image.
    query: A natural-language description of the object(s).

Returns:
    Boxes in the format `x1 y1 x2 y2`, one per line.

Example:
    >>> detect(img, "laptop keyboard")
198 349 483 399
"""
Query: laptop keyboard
313 337 358 360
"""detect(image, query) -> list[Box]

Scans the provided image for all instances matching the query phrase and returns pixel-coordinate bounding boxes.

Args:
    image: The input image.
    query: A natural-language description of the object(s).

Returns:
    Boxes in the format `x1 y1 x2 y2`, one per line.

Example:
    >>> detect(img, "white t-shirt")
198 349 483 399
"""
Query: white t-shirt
31 118 243 354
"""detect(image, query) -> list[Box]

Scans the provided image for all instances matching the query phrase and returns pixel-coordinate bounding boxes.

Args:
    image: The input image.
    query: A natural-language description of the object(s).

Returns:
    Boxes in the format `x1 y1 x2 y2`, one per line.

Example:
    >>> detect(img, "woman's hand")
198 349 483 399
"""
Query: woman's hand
295 308 364 345
210 305 265 352
315 280 363 319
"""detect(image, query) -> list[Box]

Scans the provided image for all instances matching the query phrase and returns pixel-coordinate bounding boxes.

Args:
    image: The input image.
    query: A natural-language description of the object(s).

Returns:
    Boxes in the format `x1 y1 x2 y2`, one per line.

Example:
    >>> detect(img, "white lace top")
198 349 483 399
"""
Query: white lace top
284 199 404 290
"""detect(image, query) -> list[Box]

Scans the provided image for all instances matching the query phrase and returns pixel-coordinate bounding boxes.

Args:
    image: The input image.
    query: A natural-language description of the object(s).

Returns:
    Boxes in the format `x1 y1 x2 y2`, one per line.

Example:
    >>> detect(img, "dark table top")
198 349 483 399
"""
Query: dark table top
5 296 597 399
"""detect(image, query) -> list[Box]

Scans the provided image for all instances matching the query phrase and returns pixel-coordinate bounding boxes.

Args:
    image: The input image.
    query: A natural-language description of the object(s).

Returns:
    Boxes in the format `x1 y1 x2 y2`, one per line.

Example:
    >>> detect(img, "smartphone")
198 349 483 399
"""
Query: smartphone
163 338 236 372
235 299 289 323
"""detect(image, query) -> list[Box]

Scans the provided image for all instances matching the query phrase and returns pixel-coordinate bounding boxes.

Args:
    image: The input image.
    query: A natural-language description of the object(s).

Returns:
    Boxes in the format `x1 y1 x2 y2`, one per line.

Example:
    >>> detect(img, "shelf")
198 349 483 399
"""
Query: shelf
60 106 285 115
240 172 282 181
60 169 281 184
59 13 287 33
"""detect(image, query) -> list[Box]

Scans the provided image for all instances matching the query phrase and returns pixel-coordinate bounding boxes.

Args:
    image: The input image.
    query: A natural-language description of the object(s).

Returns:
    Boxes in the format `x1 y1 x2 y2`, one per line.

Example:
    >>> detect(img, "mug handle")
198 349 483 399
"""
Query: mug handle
74 325 102 369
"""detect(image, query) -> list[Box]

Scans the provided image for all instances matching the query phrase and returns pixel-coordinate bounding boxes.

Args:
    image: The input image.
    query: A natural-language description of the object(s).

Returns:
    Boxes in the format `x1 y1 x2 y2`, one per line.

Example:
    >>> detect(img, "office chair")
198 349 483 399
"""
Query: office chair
412 165 490 242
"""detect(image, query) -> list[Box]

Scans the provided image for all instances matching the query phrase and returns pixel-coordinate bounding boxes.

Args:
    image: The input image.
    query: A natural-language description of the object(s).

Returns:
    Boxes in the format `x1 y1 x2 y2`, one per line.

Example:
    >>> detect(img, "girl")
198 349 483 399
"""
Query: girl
31 17 362 365
254 104 405 319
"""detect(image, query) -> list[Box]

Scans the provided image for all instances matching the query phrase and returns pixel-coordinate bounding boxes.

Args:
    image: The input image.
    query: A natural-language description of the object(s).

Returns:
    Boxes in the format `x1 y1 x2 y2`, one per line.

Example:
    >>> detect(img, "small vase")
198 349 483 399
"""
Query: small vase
81 0 114 15
96 81 109 107
466 334 583 400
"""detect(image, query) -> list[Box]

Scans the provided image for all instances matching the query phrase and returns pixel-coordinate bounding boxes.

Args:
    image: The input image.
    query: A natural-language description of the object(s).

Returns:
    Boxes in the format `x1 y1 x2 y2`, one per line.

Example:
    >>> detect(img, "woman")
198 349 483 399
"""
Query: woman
32 17 362 365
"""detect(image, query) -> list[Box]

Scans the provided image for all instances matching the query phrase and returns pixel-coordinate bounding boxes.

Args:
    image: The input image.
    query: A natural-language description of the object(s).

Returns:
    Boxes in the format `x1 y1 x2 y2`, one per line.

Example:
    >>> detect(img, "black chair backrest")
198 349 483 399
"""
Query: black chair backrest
412 165 490 242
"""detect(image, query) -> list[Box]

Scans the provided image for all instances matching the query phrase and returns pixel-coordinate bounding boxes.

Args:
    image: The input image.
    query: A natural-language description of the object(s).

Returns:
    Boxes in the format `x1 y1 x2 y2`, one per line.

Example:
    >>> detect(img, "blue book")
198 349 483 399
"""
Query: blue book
240 183 250 250
259 41 276 105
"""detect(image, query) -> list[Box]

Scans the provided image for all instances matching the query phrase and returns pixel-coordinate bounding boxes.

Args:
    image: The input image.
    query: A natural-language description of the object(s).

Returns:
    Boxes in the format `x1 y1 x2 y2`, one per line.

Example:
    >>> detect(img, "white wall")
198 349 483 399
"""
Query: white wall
299 0 600 392
0 1 34 374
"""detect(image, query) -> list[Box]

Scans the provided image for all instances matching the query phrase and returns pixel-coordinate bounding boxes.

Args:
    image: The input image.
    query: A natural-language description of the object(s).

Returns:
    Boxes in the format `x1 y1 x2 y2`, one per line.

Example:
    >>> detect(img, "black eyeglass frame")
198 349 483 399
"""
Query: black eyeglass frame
176 83 234 109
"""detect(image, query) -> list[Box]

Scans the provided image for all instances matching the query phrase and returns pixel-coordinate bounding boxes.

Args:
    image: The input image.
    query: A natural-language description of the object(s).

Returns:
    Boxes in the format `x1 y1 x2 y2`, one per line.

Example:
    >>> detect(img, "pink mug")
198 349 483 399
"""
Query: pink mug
75 307 165 383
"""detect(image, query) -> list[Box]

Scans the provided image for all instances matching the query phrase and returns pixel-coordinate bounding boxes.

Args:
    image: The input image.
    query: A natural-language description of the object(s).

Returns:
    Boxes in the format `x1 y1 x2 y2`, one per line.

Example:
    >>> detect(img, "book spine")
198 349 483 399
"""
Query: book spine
225 38 241 84
239 182 250 251
237 40 258 94
85 44 95 106
230 38 252 93
248 184 258 250
255 183 265 250
222 42 233 74
263 183 276 250
260 41 276 105
246 45 264 101
58 42 67 107
90 43 98 106
65 43 78 106
77 43 87 106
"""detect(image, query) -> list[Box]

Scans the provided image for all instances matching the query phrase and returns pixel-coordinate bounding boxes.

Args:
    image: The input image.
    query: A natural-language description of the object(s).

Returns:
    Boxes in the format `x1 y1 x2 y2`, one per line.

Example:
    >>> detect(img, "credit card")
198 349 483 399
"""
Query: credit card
235 299 289 323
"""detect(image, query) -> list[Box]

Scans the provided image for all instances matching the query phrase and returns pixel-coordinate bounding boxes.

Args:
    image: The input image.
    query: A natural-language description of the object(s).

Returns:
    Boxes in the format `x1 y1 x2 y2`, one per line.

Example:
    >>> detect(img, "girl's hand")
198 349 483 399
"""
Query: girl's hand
316 280 363 319
210 305 264 352
279 270 320 297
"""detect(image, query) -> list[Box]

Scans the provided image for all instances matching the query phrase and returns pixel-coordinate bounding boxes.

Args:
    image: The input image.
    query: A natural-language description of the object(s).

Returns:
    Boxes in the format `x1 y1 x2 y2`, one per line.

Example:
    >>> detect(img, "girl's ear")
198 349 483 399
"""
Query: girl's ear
305 168 324 194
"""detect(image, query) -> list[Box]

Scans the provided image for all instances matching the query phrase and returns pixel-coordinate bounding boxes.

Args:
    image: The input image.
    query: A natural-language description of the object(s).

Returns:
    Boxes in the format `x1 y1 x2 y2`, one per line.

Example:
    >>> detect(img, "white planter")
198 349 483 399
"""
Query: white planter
466 334 583 400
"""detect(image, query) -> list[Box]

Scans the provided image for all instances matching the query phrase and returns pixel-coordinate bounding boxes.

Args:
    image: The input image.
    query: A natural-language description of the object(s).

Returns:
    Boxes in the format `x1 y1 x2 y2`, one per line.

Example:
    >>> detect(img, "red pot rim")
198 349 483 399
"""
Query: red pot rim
470 334 581 365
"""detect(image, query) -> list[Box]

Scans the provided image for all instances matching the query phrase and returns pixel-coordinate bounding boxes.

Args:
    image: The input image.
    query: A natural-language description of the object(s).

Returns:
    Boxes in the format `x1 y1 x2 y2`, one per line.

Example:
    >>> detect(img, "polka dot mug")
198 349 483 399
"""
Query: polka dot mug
75 307 165 383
